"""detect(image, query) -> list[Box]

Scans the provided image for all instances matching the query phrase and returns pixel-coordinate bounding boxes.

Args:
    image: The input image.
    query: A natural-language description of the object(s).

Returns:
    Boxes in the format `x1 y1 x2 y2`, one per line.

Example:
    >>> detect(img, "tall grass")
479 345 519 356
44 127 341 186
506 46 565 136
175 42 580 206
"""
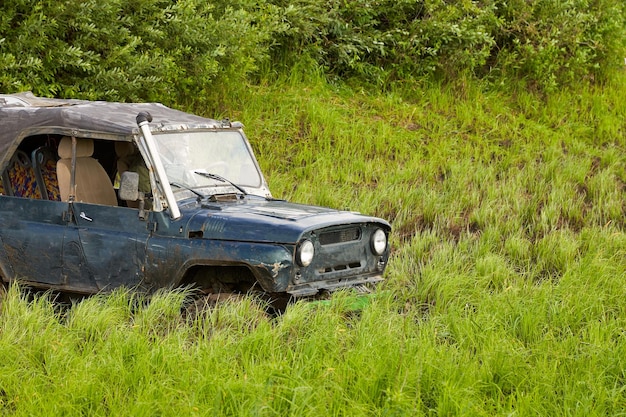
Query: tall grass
1 72 626 415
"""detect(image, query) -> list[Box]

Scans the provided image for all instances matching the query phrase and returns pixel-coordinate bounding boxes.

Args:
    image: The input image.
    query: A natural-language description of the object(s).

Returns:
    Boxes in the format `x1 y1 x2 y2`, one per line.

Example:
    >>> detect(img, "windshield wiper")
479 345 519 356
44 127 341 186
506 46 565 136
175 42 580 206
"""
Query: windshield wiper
194 171 248 196
170 182 207 202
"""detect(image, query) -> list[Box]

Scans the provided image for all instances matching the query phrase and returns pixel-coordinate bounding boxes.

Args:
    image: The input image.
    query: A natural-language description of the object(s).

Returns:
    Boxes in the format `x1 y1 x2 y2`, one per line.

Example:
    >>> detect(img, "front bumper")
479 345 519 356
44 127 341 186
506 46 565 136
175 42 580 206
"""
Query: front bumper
286 272 384 297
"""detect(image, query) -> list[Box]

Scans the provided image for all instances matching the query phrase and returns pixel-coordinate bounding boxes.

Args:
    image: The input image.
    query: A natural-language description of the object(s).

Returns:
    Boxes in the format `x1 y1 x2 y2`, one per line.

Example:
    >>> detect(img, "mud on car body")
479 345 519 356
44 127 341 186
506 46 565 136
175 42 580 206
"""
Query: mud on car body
0 92 390 300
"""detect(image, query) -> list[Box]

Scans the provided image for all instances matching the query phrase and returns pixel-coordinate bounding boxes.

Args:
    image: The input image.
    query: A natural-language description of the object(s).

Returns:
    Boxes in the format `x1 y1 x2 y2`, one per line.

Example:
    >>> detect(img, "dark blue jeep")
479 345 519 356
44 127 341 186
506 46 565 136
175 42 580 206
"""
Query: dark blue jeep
0 92 390 301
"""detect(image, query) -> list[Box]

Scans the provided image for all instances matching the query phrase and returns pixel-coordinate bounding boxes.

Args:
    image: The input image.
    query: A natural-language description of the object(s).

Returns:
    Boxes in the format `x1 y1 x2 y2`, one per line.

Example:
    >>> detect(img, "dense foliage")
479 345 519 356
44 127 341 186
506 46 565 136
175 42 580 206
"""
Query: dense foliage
0 0 276 106
1 0 625 104
284 0 626 90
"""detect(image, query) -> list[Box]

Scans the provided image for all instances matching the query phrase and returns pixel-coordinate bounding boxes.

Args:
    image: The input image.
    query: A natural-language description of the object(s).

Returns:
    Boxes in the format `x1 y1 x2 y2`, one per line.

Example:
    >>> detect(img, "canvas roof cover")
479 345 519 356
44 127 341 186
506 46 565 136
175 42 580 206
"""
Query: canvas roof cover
0 92 220 158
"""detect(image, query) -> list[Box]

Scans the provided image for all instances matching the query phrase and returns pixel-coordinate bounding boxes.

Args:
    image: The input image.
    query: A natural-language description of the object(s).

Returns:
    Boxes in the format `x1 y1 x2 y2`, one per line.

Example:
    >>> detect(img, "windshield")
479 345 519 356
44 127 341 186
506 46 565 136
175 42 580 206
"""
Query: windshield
152 130 262 196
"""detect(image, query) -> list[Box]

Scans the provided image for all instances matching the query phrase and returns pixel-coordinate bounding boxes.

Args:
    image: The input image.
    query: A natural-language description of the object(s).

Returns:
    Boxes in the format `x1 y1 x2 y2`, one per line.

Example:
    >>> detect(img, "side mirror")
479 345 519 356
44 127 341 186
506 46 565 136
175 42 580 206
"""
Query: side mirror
118 171 139 201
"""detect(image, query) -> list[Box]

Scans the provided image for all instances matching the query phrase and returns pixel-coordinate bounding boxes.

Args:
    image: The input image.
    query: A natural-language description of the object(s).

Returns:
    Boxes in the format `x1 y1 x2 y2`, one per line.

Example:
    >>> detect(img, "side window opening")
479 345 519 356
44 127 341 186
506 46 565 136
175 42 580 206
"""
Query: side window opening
1 135 147 209
0 135 119 206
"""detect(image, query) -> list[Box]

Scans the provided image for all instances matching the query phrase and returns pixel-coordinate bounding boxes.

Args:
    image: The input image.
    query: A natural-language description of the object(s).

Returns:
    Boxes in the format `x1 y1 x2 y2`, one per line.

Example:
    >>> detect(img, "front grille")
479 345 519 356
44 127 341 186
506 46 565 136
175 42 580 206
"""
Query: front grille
318 227 361 245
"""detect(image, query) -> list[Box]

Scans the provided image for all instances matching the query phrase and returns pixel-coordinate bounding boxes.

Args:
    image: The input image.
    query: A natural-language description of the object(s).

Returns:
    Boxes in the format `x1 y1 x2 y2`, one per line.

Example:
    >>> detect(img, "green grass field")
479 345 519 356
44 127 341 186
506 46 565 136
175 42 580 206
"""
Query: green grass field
1 73 625 415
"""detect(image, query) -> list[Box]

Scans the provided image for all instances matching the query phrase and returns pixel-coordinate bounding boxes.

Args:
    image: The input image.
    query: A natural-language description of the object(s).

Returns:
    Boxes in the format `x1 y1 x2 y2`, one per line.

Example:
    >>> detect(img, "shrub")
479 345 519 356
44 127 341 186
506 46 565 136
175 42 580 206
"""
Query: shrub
268 0 626 90
491 0 626 91
0 0 624 98
0 0 278 107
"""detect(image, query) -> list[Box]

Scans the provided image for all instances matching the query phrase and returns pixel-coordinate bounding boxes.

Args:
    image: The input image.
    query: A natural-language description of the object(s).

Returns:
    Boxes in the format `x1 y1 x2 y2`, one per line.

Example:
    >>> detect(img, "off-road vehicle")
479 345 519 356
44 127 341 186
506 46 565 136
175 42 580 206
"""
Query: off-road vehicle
0 92 390 302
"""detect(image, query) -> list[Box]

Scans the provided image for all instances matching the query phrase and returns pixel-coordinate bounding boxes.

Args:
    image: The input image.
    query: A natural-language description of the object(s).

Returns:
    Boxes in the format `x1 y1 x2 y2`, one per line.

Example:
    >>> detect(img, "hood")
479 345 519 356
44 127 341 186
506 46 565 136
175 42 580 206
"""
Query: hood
178 195 389 244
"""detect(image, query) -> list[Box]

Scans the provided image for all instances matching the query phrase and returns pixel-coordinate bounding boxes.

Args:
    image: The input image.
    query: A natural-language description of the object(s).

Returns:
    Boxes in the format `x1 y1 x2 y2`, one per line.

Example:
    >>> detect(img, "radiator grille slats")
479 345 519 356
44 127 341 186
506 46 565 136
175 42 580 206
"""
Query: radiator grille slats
318 227 361 245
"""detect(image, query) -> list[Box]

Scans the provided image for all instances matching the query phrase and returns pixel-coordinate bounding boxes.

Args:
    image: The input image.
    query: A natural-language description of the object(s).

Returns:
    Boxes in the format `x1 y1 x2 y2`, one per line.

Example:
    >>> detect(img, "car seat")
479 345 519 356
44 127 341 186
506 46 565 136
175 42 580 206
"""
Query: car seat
56 137 117 206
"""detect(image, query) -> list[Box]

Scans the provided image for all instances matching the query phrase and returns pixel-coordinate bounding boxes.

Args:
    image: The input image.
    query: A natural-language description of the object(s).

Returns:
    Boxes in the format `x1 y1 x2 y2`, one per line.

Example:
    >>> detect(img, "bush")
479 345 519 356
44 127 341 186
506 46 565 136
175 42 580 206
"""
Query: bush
492 0 626 90
0 0 624 100
268 0 626 90
0 0 277 107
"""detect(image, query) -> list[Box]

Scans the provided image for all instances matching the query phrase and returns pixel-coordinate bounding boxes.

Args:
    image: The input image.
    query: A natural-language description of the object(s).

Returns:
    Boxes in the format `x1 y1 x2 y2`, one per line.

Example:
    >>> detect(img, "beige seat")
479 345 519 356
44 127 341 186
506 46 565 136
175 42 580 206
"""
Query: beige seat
57 137 117 205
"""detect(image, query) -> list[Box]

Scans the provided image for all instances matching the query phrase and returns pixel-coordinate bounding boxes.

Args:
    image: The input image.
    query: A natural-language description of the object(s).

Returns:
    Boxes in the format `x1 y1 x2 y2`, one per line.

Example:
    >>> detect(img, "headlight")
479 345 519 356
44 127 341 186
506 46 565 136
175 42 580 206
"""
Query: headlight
370 228 387 256
296 239 315 267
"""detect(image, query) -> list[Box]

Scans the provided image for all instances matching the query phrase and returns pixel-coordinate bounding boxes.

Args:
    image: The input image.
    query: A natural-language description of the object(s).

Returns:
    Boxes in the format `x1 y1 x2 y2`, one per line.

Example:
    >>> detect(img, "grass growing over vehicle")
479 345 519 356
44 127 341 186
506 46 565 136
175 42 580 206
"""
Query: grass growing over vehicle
1 73 626 415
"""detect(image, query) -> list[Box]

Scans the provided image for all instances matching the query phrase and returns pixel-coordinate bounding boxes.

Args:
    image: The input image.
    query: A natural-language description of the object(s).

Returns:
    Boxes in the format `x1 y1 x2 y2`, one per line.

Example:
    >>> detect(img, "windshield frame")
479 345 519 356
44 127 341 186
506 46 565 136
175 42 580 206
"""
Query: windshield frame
137 127 271 206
